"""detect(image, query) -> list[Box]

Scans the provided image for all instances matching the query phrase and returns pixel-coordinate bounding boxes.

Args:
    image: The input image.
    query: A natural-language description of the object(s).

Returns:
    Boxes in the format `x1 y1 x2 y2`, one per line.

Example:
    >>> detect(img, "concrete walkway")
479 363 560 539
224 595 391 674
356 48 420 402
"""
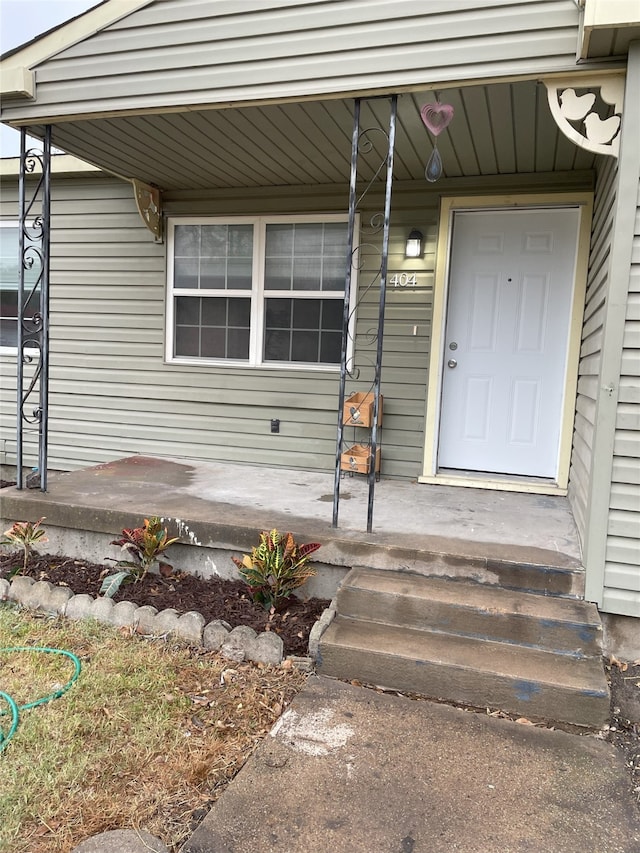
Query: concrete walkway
182 676 639 853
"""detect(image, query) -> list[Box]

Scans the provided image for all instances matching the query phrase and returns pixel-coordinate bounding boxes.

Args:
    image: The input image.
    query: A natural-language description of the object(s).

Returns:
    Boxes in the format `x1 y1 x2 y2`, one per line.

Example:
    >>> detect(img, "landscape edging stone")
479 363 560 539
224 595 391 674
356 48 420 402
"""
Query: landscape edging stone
3 575 318 666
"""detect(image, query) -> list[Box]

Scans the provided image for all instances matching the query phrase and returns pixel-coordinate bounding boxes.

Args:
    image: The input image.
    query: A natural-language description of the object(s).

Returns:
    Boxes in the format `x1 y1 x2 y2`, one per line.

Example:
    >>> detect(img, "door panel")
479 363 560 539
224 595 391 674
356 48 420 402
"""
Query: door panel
438 208 580 478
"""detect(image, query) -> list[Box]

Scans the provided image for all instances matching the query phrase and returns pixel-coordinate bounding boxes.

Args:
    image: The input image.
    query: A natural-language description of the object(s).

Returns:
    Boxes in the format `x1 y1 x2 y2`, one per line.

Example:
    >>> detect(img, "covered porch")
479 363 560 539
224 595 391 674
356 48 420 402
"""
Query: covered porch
5 77 621 505
1 0 637 629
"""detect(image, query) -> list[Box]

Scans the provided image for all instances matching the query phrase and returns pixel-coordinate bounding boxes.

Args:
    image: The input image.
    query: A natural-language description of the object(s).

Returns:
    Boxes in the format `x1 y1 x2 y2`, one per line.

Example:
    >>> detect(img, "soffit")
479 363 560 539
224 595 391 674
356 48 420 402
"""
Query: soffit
22 80 597 191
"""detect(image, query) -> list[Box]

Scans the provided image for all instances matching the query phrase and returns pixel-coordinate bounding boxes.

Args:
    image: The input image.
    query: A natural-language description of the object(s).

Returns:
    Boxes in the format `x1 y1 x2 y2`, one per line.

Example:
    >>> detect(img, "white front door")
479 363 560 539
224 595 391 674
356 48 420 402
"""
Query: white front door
438 208 580 479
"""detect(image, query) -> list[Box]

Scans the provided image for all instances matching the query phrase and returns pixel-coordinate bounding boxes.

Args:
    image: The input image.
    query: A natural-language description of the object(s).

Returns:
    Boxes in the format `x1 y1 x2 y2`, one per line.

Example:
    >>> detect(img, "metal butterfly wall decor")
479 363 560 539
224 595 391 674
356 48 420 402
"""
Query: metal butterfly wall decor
420 101 454 182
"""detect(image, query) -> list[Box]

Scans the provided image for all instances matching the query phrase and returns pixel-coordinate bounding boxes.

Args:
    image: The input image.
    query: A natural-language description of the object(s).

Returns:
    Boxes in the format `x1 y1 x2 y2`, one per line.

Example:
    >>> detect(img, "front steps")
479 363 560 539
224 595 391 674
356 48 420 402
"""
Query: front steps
318 567 610 729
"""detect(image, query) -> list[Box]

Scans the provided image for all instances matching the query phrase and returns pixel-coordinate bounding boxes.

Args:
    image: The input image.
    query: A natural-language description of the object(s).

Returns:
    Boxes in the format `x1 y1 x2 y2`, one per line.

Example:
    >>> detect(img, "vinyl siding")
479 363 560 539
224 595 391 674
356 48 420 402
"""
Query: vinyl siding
1 170 593 480
0 173 433 477
568 156 617 538
603 179 640 616
1 0 584 122
161 184 437 480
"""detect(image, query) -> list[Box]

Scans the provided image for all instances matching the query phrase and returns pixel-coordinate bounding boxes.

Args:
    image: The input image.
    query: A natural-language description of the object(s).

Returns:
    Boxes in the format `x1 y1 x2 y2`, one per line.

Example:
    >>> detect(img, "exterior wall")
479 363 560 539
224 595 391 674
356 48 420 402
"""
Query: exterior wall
0 175 165 471
0 173 434 477
1 0 585 122
1 170 594 480
568 156 618 536
603 176 640 614
569 164 640 619
577 42 640 618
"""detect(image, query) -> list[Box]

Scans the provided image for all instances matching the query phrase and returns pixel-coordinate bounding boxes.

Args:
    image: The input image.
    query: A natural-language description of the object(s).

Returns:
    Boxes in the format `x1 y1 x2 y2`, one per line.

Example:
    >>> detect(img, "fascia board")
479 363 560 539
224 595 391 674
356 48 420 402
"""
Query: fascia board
0 66 35 99
583 0 640 29
580 0 640 58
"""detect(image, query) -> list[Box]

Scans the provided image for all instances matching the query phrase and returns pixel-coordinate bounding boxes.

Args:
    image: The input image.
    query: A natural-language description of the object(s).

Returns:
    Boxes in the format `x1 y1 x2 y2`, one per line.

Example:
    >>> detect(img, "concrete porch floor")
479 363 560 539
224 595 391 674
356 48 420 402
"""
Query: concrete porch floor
0 456 583 599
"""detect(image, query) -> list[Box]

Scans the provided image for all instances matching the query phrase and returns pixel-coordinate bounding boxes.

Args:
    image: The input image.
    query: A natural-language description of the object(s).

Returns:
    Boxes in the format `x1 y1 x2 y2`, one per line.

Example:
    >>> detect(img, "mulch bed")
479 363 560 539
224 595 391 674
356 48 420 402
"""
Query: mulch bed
0 552 330 657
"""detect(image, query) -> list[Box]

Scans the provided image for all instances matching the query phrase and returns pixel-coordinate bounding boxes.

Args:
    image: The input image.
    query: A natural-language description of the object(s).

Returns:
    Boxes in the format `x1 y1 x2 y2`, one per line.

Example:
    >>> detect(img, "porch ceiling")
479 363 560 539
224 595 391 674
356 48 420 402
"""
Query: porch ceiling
27 80 597 190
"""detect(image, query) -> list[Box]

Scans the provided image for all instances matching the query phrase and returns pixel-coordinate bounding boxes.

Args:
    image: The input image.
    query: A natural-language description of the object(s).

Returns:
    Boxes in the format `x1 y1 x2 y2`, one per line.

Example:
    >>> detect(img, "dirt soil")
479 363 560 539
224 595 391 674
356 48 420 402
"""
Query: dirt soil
0 552 330 657
606 658 640 809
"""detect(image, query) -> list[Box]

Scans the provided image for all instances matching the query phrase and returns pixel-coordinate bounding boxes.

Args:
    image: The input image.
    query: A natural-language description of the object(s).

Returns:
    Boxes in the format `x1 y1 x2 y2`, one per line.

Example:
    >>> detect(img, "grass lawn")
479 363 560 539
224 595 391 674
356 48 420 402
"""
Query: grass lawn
0 603 306 852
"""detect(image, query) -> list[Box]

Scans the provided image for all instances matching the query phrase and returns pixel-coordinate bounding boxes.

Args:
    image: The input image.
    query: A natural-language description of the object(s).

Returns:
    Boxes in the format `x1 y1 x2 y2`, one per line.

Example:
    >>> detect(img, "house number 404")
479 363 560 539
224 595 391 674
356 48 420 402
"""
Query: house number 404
390 272 417 287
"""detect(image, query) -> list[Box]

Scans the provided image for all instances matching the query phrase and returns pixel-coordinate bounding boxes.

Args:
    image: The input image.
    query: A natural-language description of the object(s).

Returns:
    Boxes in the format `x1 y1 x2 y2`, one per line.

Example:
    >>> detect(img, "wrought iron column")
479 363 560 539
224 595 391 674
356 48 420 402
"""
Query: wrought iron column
366 96 396 533
332 96 397 532
332 99 361 528
16 126 51 491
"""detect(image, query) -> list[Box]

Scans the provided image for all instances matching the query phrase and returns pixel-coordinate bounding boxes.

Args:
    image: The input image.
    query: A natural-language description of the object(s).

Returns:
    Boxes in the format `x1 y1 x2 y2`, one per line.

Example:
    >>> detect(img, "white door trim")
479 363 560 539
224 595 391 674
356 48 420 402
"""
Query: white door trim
420 192 593 495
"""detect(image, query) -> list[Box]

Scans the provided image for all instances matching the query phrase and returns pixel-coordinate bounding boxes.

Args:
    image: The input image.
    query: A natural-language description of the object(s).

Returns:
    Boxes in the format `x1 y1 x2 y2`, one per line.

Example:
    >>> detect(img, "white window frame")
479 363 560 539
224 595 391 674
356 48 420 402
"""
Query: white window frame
165 214 358 370
0 220 39 355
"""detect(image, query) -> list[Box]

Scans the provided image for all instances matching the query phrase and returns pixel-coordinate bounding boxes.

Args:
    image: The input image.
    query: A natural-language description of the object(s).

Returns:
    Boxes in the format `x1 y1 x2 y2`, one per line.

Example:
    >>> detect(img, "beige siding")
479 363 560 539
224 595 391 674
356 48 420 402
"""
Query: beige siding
1 173 433 477
568 157 618 538
2 1 583 122
2 170 594 480
161 183 437 480
603 180 640 616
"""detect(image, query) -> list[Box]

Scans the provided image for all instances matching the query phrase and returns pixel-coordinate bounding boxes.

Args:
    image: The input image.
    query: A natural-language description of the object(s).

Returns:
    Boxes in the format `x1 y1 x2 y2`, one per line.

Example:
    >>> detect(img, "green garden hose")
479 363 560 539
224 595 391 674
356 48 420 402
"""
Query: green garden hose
0 647 82 753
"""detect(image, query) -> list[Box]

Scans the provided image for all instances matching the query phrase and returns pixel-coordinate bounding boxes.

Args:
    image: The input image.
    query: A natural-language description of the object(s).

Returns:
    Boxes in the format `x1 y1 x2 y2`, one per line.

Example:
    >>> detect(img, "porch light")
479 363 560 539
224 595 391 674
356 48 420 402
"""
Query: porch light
405 229 423 258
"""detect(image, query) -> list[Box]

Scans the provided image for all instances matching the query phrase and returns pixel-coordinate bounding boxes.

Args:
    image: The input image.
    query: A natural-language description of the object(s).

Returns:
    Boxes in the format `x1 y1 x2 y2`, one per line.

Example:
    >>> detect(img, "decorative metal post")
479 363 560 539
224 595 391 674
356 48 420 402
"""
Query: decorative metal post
16 126 51 491
332 96 397 532
367 95 396 533
332 99 361 529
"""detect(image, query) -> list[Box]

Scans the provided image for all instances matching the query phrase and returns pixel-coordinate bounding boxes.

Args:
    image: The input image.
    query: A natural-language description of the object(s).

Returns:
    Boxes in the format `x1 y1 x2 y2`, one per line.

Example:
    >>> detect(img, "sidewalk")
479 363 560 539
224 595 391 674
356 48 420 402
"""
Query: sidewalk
183 675 639 853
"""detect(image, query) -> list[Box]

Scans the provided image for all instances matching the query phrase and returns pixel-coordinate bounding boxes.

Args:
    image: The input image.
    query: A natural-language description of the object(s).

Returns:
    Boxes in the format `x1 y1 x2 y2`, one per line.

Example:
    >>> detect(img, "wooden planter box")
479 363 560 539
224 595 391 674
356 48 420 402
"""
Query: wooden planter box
343 392 383 427
340 444 381 474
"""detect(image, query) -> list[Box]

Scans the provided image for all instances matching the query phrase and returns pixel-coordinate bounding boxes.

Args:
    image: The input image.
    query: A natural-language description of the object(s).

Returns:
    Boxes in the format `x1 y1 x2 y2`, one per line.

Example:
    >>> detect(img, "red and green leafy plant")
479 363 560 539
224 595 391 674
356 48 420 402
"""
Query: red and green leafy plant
0 517 48 577
232 528 321 610
101 516 180 598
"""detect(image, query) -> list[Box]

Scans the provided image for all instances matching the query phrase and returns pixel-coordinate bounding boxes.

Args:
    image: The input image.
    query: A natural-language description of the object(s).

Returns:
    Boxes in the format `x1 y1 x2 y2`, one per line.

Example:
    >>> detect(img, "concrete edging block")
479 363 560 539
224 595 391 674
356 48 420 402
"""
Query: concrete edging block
175 611 205 644
8 575 35 603
0 578 10 601
91 596 115 624
66 594 95 620
134 605 159 633
2 577 317 667
111 600 139 627
308 605 337 660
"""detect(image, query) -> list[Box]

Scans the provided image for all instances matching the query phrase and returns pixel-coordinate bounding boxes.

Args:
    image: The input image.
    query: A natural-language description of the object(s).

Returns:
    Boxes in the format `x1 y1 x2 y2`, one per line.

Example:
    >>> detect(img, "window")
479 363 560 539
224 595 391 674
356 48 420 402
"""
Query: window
0 222 40 350
166 216 355 368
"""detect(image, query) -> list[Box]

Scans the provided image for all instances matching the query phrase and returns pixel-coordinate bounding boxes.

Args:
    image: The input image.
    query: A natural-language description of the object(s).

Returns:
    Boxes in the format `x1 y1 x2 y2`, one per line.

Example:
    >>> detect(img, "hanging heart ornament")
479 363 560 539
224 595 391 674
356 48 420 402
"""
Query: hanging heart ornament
420 102 454 136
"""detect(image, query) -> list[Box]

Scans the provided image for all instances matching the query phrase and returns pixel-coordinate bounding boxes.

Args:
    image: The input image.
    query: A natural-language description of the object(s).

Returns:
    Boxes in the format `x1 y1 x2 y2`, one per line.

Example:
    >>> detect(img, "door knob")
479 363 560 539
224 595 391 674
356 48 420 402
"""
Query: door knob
447 359 457 368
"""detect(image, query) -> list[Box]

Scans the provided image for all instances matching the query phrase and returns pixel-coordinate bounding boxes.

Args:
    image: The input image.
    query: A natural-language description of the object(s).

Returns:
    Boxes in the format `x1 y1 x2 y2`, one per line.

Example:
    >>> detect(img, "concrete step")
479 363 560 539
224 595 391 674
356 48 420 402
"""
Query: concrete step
337 567 602 658
318 616 610 728
398 550 585 599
